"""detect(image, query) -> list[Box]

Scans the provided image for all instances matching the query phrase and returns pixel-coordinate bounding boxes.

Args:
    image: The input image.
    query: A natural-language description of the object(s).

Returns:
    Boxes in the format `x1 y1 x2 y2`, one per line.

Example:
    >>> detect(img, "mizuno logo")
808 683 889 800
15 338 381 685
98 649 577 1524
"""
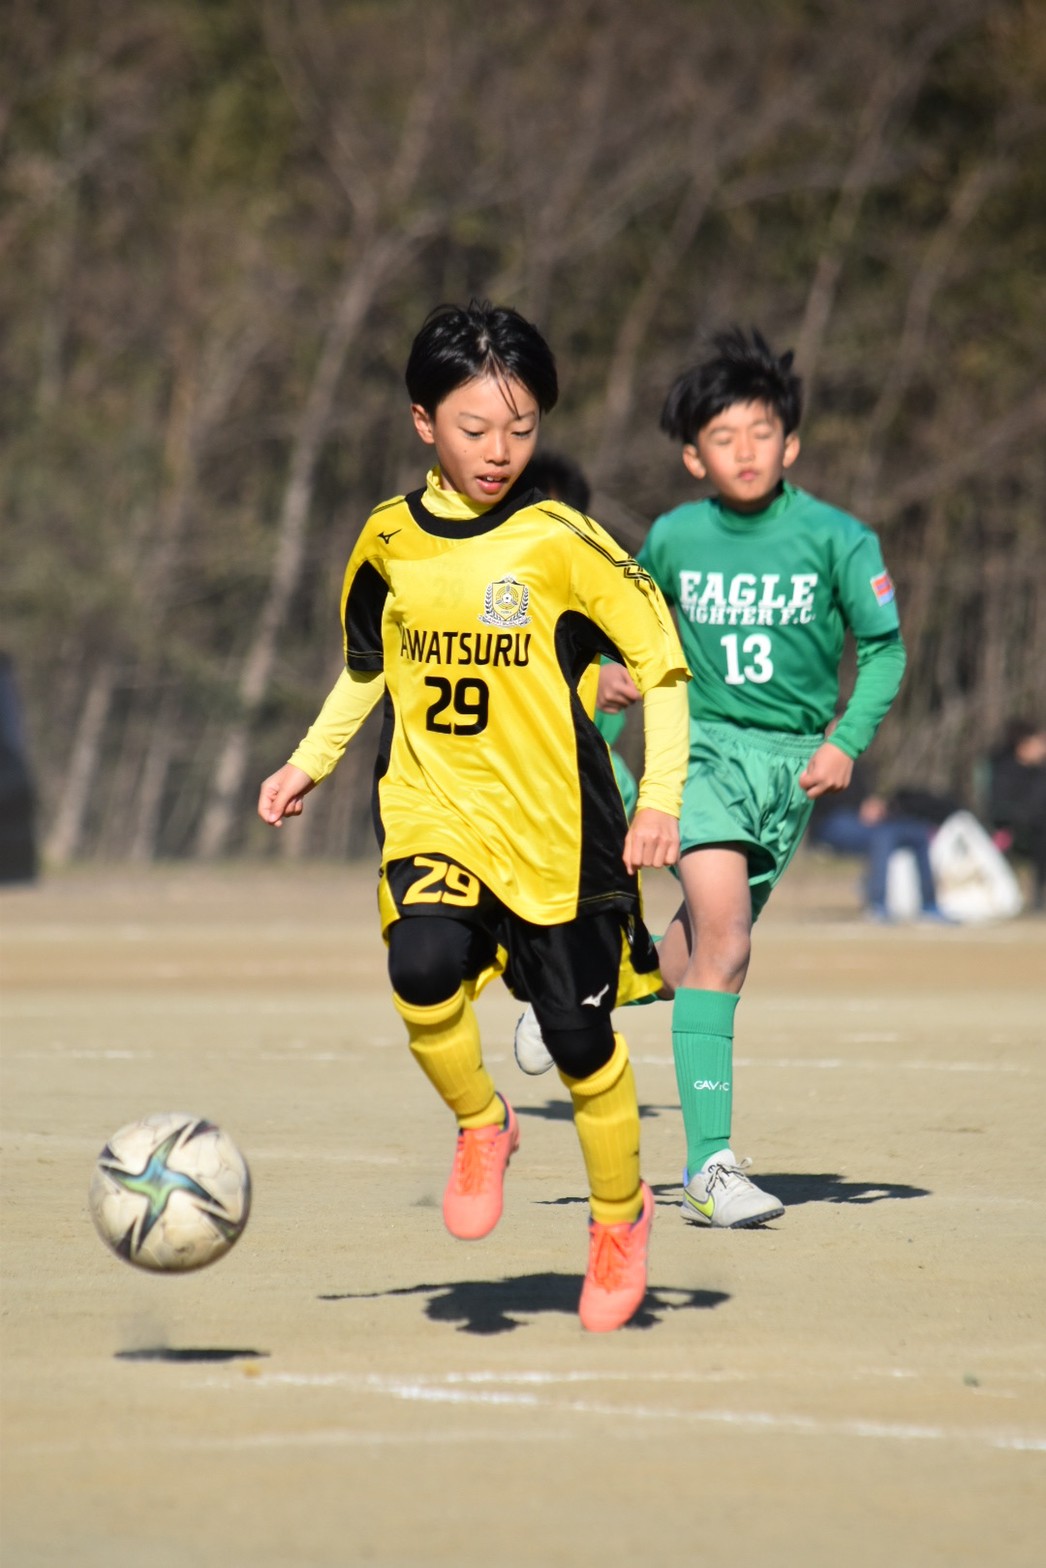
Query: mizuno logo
692 1079 730 1091
581 984 610 1007
378 529 401 545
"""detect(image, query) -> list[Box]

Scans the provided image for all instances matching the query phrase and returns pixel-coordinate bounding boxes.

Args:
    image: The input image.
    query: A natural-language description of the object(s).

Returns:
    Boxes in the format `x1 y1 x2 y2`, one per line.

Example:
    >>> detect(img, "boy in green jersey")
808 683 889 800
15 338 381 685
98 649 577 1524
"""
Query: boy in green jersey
599 326 906 1227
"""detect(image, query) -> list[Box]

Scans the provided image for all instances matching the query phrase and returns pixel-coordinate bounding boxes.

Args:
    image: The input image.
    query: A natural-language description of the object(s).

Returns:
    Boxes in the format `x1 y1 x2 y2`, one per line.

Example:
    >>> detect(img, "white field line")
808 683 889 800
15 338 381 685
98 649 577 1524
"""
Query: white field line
0 924 346 943
1 996 393 1020
759 922 1033 944
232 1369 1046 1453
13 1427 554 1456
633 1055 1034 1073
0 1129 403 1162
244 1366 1037 1389
14 1401 1045 1460
4 1034 1034 1075
2 917 1034 945
11 1367 1046 1462
23 1368 1039 1456
4 1049 390 1063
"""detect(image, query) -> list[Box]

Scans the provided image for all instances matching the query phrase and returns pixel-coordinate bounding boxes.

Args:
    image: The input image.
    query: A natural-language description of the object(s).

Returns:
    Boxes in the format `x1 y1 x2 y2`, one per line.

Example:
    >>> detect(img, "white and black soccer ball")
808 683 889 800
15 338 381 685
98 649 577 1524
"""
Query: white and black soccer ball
88 1112 251 1272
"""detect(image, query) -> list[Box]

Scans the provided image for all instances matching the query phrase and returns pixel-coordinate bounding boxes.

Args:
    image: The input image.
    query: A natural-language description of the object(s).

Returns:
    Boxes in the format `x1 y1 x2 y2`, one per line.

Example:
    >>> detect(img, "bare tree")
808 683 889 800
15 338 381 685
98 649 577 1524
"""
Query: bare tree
194 10 456 856
795 3 985 410
9 0 1043 859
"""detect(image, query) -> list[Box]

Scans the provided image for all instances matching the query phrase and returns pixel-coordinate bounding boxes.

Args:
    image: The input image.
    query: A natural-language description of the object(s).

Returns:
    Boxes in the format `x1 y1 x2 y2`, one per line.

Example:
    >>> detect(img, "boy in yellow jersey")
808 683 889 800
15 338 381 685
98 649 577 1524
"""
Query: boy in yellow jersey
258 301 690 1332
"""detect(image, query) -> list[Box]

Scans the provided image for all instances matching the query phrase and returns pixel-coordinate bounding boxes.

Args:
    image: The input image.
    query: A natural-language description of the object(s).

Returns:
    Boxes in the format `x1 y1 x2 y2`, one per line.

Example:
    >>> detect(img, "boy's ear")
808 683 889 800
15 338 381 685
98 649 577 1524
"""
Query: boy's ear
783 431 801 469
681 443 706 480
411 402 437 445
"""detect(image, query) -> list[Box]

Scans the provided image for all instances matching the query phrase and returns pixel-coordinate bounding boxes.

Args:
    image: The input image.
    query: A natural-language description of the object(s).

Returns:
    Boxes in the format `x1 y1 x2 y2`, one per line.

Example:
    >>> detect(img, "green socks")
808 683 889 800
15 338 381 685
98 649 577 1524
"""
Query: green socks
672 988 738 1175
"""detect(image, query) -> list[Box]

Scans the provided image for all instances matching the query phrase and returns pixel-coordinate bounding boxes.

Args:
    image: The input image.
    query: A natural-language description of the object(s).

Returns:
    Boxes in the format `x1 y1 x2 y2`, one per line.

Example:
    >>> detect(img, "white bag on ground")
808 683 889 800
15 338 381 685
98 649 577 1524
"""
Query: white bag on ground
928 810 1023 923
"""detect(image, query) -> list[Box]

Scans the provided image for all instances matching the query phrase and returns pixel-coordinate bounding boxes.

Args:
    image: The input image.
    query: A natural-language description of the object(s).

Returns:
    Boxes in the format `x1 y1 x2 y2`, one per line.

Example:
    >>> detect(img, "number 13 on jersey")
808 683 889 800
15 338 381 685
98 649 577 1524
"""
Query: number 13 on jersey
721 633 774 685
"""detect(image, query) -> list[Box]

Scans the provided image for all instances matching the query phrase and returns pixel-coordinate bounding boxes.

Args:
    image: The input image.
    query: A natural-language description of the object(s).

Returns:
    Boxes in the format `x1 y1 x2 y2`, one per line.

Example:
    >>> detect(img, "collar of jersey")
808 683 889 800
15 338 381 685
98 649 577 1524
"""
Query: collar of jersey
712 481 795 532
405 466 543 539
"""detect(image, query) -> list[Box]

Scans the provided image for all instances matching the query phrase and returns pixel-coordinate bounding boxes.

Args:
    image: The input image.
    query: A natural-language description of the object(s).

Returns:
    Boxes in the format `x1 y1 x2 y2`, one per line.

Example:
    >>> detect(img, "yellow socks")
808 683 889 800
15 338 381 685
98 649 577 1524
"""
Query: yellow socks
397 993 641 1225
559 1034 643 1226
394 986 502 1129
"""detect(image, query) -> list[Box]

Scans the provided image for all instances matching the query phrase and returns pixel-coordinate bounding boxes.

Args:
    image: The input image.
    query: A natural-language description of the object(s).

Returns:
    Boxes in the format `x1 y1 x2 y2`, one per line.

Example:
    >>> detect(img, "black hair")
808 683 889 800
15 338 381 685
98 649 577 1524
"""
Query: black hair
520 450 591 512
660 326 802 444
994 716 1042 760
405 299 559 416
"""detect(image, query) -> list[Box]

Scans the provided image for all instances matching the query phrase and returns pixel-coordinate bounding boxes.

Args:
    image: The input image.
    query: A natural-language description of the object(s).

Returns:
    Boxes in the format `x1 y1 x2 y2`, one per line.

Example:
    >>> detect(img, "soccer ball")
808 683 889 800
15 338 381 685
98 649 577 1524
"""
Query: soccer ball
88 1112 251 1272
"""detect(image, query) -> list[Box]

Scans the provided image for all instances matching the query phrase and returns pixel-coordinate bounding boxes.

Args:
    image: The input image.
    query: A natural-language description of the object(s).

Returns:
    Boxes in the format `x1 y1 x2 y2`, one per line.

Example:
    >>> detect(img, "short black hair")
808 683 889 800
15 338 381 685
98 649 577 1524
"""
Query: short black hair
405 299 559 416
520 451 591 512
660 326 802 444
995 716 1042 759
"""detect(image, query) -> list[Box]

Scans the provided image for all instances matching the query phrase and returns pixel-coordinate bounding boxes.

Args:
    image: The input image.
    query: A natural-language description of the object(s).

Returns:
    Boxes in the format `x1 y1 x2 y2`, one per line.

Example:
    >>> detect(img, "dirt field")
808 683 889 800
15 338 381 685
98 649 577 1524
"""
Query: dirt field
2 859 1044 1567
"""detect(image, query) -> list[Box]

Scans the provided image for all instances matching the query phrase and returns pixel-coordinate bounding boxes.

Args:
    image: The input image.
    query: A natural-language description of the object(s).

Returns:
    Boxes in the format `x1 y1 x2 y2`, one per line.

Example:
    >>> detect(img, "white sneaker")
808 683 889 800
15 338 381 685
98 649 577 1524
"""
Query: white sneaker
513 1005 555 1075
680 1150 784 1228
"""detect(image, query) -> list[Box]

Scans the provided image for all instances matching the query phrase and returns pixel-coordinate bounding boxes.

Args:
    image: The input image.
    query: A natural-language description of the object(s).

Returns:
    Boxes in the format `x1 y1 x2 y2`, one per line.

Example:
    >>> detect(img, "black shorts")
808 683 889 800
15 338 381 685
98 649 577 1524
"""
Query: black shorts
382 854 657 1032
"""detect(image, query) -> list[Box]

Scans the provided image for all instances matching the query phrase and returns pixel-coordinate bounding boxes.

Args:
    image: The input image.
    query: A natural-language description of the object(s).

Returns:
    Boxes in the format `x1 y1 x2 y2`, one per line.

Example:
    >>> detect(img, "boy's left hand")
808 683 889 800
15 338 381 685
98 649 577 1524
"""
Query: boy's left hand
623 808 679 873
799 742 854 798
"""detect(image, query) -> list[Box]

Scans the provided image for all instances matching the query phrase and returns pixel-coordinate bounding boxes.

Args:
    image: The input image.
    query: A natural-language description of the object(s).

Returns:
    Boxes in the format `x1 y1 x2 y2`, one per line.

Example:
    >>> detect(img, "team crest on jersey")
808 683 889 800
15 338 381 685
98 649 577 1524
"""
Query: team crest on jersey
870 570 895 606
480 575 531 628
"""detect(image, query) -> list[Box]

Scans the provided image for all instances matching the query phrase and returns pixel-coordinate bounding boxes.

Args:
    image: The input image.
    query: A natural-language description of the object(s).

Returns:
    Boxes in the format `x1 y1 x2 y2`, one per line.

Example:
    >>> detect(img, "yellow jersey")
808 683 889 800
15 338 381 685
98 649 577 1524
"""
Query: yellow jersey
341 471 688 925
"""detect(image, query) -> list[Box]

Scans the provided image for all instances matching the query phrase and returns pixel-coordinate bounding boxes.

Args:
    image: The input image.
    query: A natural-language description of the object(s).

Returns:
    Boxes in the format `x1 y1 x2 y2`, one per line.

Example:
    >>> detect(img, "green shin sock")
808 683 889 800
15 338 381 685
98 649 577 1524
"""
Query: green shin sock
672 988 738 1176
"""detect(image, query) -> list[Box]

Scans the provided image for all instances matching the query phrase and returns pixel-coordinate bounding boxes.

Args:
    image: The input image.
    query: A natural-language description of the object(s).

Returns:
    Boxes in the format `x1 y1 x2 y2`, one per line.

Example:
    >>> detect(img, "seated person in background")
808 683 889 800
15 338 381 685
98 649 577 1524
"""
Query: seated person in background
807 744 951 922
987 718 1046 912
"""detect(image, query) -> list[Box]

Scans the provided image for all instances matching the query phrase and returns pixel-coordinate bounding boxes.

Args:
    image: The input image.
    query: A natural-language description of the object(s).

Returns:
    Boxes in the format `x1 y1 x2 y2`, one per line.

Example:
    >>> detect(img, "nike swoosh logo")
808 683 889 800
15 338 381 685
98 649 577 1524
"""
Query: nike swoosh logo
378 529 401 545
580 984 610 1007
683 1191 715 1217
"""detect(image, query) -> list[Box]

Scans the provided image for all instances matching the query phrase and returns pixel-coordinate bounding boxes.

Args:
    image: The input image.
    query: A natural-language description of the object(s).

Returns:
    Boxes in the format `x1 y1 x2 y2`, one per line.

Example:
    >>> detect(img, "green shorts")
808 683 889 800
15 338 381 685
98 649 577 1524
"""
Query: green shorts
679 721 822 920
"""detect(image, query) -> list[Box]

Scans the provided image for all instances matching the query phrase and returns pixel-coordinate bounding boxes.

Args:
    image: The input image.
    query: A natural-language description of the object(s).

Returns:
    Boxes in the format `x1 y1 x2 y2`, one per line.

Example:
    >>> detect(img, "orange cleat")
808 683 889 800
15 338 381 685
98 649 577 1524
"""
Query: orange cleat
442 1095 520 1241
578 1181 654 1332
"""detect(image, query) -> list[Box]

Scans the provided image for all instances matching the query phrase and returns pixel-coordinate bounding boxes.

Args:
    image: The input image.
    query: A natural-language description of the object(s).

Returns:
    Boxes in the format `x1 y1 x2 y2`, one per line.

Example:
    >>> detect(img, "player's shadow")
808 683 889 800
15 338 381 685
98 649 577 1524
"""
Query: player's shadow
755 1172 931 1206
320 1272 728 1336
518 1101 677 1124
534 1173 926 1213
115 1347 270 1363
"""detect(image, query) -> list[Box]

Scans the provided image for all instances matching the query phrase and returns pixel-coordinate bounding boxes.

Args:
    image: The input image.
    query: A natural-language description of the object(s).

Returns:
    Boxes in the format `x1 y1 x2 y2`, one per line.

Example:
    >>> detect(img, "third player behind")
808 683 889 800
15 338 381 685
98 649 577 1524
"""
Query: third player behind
596 326 906 1227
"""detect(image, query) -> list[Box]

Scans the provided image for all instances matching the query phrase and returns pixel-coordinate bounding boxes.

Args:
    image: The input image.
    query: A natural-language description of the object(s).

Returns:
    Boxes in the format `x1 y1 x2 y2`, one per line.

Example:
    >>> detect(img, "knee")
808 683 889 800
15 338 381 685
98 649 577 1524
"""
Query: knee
388 946 455 1007
386 923 463 1007
540 1018 616 1079
695 917 751 989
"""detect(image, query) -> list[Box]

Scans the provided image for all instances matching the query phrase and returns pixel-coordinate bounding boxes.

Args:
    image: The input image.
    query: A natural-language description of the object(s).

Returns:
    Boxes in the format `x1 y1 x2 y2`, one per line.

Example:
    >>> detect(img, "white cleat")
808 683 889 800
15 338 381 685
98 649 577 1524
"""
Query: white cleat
680 1151 784 1228
513 1004 555 1075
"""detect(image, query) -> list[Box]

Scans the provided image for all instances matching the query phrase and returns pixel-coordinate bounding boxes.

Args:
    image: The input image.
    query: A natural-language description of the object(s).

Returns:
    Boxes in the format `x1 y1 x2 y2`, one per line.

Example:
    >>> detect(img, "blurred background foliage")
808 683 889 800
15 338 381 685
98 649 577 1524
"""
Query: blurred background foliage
2 0 1044 863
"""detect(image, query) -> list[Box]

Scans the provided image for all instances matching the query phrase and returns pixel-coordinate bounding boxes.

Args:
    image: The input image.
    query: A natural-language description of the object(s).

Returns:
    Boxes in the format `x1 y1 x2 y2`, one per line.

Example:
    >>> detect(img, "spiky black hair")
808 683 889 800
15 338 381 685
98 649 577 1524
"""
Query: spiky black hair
660 326 802 443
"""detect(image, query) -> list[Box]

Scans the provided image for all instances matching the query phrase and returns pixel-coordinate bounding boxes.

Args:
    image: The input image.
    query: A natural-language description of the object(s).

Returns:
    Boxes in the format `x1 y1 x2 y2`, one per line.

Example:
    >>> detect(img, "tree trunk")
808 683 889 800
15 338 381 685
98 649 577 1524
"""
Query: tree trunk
44 663 116 864
194 239 408 859
794 11 966 408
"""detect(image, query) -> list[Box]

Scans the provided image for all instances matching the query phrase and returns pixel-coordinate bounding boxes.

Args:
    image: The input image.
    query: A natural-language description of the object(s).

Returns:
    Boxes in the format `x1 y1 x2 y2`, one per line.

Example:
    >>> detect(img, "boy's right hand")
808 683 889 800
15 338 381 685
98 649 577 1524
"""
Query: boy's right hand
257 764 315 826
799 742 853 798
623 808 679 873
597 663 641 713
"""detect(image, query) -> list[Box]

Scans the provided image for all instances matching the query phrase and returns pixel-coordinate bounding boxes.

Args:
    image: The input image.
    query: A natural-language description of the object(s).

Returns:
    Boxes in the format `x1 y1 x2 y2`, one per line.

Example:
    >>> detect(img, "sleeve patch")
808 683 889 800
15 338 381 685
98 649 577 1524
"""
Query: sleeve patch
870 570 895 606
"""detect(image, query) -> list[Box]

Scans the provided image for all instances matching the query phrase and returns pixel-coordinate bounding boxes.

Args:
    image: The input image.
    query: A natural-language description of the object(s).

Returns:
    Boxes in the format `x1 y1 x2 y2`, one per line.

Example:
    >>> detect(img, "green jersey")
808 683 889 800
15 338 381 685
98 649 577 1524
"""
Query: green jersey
637 483 903 754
